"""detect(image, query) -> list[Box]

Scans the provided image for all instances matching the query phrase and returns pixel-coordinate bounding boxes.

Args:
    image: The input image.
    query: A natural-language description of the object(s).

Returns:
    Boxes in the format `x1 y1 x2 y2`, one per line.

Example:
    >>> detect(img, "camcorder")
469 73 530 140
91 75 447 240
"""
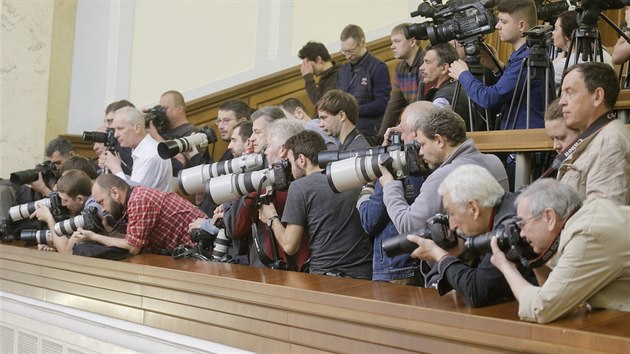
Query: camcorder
8 192 69 223
203 160 293 205
382 213 456 258
157 126 218 159
535 0 572 23
465 218 539 267
20 229 51 246
576 0 629 27
324 141 423 193
144 105 168 135
9 160 60 186
178 153 266 195
53 206 104 236
404 0 496 45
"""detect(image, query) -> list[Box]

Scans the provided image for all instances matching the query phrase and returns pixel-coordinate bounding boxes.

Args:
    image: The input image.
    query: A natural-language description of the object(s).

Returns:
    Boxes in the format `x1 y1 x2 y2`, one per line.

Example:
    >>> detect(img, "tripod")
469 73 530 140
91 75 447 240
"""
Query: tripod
504 27 556 130
452 36 503 131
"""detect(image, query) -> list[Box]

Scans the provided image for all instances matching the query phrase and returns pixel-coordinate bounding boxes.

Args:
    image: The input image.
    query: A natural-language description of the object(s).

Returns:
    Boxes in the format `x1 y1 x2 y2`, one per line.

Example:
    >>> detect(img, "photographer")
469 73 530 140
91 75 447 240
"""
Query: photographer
73 174 206 256
317 90 370 151
102 100 135 175
233 119 310 269
101 106 173 192
449 0 544 130
358 102 427 284
407 165 536 307
381 107 508 234
30 170 104 254
490 179 630 323
259 130 372 279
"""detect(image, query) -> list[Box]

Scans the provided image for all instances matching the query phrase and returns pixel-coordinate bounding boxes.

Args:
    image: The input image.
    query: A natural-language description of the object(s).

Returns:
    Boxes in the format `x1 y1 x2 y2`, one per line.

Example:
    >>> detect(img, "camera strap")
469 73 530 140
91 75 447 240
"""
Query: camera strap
339 128 361 151
539 112 614 178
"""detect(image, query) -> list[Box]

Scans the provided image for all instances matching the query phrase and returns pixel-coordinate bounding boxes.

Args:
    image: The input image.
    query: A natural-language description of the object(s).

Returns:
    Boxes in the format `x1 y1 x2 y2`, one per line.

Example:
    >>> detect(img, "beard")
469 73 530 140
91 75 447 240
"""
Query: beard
108 199 125 222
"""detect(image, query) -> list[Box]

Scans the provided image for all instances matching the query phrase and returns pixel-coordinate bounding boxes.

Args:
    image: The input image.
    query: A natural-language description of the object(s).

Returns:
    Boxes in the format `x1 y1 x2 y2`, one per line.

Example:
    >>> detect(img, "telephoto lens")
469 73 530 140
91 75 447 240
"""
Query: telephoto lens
53 207 104 236
20 229 51 246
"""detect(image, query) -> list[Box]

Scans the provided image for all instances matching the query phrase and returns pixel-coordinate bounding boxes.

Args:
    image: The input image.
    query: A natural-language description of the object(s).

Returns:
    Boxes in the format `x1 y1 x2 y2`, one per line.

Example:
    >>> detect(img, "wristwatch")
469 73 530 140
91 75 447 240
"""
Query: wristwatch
267 215 280 228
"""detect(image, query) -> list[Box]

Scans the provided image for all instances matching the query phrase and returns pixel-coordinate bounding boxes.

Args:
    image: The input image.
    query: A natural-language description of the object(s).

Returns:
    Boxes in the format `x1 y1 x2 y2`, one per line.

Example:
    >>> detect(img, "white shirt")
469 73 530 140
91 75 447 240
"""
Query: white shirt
116 134 173 192
553 50 613 87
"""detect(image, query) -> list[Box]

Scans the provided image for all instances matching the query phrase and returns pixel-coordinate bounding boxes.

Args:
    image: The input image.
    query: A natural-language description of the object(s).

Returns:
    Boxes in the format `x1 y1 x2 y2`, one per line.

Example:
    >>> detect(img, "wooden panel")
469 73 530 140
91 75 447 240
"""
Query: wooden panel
1 244 628 353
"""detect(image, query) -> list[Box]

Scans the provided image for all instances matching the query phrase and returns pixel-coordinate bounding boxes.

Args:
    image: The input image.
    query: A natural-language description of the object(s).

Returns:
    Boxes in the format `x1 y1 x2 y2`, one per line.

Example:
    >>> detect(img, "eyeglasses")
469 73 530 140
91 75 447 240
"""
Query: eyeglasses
215 118 236 126
515 213 541 229
341 44 360 55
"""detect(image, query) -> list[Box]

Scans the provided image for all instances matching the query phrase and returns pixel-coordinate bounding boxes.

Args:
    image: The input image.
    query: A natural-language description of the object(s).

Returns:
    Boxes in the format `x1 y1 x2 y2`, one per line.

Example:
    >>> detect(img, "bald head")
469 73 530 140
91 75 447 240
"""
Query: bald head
401 101 436 142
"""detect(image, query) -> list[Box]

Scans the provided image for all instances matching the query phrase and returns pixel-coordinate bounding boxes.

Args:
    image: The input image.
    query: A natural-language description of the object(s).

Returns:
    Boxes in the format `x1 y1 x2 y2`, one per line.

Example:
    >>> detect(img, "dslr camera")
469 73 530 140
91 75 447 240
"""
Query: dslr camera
10 160 60 186
178 153 267 195
324 140 424 193
382 213 456 258
53 206 104 236
189 223 233 262
82 128 118 152
157 126 218 159
8 192 69 223
144 105 168 134
465 218 538 267
404 0 496 45
318 133 406 167
203 160 293 205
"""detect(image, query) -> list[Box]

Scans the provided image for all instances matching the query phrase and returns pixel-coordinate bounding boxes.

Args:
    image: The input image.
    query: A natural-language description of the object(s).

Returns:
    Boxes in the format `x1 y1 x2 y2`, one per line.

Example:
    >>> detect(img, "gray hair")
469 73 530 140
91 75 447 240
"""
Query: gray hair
516 178 583 219
251 106 285 123
438 164 504 212
116 106 145 127
401 101 435 132
267 119 304 148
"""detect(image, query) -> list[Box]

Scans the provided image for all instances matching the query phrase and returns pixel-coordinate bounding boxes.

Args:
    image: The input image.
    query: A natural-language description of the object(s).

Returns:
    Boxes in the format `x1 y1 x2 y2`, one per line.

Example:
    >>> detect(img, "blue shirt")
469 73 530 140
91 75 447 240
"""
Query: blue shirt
458 44 544 130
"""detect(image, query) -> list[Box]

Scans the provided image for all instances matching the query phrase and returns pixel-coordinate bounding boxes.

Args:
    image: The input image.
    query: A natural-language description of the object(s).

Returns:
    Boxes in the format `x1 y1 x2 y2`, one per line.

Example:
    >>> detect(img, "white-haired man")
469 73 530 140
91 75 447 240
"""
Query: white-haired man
407 164 535 307
102 106 173 191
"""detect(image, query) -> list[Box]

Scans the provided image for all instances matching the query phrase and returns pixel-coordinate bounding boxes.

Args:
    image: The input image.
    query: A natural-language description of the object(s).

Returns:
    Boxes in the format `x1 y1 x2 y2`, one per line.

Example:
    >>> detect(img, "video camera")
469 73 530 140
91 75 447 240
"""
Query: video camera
576 0 629 28
535 0 572 23
465 218 538 267
382 213 456 258
404 0 496 45
203 160 293 205
8 192 69 223
324 141 423 193
178 153 266 195
53 206 104 236
9 160 60 186
157 126 218 159
144 105 168 135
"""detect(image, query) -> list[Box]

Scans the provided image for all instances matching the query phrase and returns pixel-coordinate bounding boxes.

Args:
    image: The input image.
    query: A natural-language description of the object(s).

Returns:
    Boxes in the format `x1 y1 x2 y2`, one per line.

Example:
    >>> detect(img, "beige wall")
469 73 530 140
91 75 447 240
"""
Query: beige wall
0 0 76 177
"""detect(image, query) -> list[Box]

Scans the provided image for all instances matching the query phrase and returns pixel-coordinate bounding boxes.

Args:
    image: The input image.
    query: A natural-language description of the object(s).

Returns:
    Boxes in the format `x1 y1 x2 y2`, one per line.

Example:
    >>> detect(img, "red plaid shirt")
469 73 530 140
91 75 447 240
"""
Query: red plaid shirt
125 187 206 253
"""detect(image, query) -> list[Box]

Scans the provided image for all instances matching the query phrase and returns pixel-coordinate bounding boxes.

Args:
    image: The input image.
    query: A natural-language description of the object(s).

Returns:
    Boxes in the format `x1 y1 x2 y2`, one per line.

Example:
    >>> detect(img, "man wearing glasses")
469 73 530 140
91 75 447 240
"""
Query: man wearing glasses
215 99 252 161
491 179 630 323
405 164 536 307
337 24 391 145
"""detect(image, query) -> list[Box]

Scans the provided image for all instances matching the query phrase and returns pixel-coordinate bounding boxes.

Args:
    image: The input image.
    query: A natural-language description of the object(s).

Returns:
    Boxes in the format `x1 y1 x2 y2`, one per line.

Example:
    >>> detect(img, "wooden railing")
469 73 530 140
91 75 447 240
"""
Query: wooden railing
1 244 628 353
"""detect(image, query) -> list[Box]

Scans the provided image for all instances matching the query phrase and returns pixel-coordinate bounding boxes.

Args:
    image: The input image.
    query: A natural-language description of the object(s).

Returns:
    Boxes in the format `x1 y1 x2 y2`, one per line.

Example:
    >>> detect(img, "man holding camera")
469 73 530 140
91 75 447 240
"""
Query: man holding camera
259 130 372 279
357 101 431 284
317 90 370 151
74 174 206 256
490 179 630 323
448 0 544 130
406 164 536 307
380 107 508 234
102 107 173 192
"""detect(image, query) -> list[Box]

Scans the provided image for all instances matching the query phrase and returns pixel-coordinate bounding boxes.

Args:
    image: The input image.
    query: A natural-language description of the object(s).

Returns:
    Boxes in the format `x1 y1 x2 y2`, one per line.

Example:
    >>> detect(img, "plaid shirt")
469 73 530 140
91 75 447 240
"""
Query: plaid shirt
125 187 206 253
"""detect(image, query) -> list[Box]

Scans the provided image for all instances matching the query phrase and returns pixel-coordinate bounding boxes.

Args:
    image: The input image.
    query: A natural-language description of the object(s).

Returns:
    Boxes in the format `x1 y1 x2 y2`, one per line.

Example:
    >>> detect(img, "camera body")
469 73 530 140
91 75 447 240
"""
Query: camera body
535 0 571 23
190 228 218 252
157 126 218 159
405 0 496 45
204 160 293 205
178 153 267 195
465 219 538 266
10 160 60 186
82 128 118 152
53 206 104 236
324 141 423 193
382 213 456 258
144 105 168 134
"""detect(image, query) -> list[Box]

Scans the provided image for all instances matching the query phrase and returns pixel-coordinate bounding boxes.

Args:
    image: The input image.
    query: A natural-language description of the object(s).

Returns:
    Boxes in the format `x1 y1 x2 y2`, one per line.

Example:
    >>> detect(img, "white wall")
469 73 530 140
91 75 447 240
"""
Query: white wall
66 0 420 133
